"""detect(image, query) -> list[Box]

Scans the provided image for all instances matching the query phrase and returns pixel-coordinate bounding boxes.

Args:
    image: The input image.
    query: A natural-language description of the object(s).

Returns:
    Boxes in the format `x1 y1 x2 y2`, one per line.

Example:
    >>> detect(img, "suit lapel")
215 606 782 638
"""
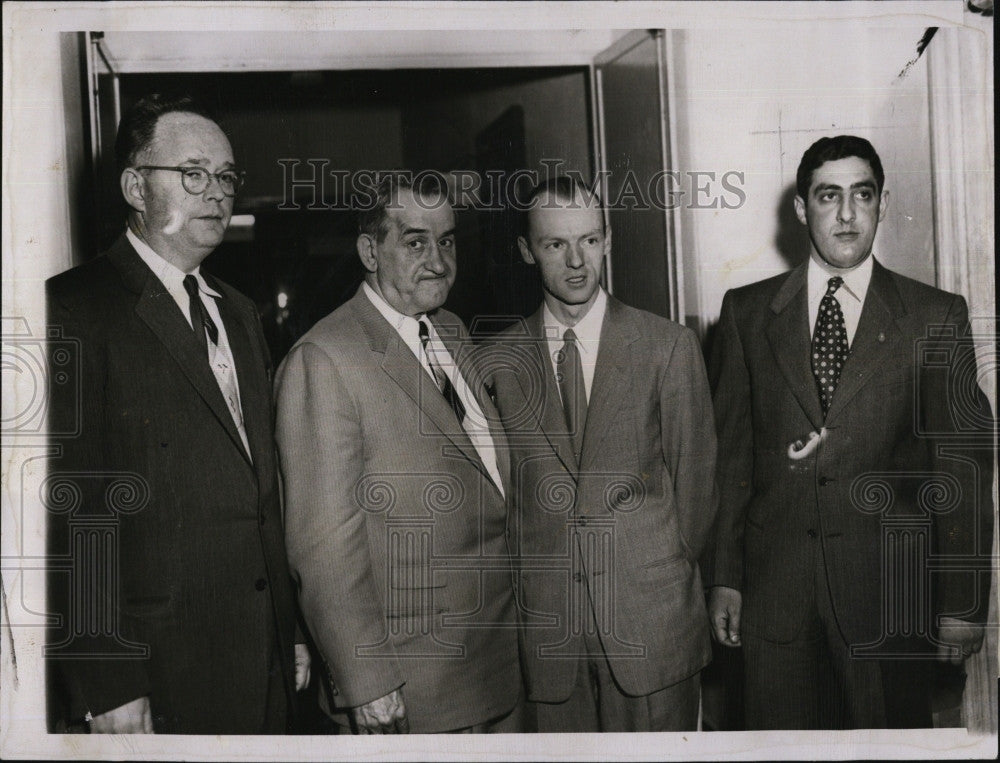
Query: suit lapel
351 290 492 482
579 299 630 472
514 310 578 477
825 260 905 423
113 241 254 466
449 336 512 497
764 264 825 431
215 293 267 468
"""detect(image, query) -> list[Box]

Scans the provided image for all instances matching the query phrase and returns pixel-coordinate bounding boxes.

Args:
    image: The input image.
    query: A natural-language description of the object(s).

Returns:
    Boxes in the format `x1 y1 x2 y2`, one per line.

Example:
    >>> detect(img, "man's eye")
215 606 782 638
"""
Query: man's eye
546 241 564 250
855 190 873 200
183 169 207 182
408 240 425 251
218 172 238 185
819 192 837 202
439 238 455 250
585 237 599 246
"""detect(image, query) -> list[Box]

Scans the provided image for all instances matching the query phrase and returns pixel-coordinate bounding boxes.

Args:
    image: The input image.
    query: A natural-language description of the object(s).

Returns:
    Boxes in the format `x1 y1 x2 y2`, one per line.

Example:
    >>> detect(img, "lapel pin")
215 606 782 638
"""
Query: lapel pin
877 332 886 343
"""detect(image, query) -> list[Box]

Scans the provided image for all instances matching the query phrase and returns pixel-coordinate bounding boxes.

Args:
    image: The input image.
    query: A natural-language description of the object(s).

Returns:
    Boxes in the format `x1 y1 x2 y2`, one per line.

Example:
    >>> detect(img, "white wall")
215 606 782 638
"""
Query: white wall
670 25 939 334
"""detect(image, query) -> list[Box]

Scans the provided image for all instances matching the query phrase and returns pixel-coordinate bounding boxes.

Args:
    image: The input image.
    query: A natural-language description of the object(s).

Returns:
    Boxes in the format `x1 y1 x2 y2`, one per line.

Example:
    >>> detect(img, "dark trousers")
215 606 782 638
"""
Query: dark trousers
743 542 932 729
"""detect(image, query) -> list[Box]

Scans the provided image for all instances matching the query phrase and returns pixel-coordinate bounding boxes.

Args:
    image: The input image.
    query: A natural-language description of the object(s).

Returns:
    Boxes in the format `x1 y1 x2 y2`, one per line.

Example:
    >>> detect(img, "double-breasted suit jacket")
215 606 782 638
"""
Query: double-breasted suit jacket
709 259 994 650
487 295 718 703
46 235 298 733
274 286 520 733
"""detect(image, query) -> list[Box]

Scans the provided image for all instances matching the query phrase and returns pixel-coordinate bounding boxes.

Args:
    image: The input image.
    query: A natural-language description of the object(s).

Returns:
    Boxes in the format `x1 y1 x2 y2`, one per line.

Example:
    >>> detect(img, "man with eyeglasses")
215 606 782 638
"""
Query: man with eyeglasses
46 94 307 733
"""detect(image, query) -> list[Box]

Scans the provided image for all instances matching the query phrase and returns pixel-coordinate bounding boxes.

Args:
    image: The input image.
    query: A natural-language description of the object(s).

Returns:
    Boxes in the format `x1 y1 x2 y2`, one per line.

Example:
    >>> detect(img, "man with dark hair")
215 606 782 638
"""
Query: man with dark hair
46 94 307 733
275 173 522 733
486 176 718 731
708 135 994 728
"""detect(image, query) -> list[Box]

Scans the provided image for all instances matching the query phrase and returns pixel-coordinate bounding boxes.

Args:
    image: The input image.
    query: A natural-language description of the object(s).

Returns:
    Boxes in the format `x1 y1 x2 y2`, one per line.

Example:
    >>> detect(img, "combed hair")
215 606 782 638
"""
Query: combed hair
114 94 218 175
520 175 605 237
796 135 884 199
357 171 452 242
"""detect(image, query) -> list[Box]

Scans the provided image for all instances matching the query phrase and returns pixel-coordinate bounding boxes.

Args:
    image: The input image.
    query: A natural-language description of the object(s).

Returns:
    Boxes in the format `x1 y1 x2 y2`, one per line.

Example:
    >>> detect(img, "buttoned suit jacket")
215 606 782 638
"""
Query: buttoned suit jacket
46 235 298 733
487 295 718 703
274 286 520 733
709 259 994 649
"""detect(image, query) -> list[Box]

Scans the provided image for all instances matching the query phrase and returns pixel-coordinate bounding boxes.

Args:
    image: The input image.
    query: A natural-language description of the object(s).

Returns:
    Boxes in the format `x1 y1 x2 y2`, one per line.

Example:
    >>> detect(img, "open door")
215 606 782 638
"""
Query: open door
592 30 684 325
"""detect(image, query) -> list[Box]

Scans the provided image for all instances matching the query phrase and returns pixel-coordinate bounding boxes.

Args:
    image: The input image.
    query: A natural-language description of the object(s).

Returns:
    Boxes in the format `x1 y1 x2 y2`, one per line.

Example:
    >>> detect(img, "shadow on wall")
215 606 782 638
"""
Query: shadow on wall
774 183 811 272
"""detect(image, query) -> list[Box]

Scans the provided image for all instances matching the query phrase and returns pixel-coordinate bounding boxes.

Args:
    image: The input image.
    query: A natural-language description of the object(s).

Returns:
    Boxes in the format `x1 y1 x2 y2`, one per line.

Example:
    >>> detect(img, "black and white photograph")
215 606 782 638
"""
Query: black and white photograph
1 1 995 759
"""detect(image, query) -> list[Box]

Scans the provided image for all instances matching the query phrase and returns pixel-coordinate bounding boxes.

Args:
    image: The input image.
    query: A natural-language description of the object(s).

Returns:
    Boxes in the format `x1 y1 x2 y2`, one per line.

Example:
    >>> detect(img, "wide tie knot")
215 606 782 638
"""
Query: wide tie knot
826 276 844 296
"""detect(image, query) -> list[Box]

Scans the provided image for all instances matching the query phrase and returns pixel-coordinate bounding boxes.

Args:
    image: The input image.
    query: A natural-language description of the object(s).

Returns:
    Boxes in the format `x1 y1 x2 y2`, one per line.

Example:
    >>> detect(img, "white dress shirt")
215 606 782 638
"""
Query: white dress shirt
542 288 608 404
362 282 504 497
127 228 251 458
807 253 874 348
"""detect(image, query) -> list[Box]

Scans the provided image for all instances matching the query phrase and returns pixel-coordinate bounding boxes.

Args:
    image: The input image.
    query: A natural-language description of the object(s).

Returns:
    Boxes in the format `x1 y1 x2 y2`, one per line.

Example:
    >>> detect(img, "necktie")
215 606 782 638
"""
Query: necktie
812 276 849 417
556 328 587 464
418 319 466 424
183 275 219 349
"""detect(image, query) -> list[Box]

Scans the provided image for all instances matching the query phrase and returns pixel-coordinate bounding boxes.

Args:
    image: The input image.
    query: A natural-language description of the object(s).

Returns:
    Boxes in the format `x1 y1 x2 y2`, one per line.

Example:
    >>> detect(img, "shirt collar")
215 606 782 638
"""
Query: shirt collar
808 252 873 305
126 228 221 298
542 288 607 355
362 281 425 334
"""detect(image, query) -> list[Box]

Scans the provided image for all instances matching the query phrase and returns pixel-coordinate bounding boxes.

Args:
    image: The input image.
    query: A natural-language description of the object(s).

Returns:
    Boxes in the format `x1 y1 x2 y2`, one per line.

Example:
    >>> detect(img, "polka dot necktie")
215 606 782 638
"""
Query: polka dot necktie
812 276 849 418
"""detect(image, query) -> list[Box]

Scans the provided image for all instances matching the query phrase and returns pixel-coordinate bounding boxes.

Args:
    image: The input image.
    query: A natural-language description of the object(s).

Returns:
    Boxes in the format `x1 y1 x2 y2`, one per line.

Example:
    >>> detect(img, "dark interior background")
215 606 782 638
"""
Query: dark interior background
99 68 593 363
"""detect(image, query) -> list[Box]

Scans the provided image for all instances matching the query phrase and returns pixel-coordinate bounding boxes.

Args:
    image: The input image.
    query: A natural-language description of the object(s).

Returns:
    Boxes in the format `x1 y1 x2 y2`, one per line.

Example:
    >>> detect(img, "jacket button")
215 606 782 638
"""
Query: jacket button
807 529 818 538
255 578 267 591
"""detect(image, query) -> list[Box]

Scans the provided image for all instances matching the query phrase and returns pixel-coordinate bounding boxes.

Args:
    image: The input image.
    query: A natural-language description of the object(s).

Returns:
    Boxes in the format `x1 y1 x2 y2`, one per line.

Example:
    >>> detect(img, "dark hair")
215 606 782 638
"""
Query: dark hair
796 135 884 199
520 175 605 237
114 94 218 175
357 171 452 242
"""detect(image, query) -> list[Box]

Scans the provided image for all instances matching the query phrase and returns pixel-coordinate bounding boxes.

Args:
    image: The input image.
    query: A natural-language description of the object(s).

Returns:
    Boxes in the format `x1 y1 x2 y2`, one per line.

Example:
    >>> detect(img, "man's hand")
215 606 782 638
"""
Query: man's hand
294 643 312 691
709 586 742 647
352 688 409 734
88 696 153 734
937 616 985 665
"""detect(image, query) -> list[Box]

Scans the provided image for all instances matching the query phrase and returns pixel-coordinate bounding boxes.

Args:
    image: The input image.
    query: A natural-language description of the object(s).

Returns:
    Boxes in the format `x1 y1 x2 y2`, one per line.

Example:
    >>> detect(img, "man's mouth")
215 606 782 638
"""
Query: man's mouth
834 231 859 239
566 274 588 285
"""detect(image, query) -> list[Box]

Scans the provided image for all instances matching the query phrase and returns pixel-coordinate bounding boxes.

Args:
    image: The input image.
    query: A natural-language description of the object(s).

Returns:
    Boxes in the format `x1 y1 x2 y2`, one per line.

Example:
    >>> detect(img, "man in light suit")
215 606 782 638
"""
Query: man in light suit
486 176 718 731
275 173 522 733
46 94 307 733
707 135 994 728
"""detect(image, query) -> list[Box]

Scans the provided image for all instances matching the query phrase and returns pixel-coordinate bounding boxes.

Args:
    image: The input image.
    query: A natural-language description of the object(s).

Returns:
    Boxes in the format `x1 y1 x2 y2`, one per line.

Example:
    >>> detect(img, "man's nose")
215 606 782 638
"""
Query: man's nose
566 243 585 268
837 196 856 223
203 174 226 201
424 242 447 273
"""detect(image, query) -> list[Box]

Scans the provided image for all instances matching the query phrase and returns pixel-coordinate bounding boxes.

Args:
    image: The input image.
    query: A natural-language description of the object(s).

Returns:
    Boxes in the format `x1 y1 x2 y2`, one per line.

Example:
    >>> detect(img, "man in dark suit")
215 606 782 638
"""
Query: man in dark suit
274 173 522 734
487 176 718 731
46 94 307 733
707 135 994 728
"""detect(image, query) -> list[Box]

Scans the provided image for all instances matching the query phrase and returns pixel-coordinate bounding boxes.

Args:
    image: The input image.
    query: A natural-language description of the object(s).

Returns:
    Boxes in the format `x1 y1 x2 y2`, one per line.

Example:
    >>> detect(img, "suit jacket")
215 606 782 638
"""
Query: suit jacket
274 286 520 733
45 235 298 733
487 295 718 702
709 259 994 648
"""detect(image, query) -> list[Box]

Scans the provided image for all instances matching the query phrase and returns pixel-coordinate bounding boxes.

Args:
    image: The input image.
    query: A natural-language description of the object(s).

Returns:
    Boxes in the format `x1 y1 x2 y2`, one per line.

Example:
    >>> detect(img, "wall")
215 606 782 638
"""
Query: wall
670 25 938 336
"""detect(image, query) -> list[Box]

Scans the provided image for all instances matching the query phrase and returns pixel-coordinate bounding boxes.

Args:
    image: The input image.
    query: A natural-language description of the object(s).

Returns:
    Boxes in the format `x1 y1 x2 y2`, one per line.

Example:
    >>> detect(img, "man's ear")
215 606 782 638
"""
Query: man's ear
793 194 808 226
120 168 146 213
356 234 378 273
877 189 890 222
603 225 612 259
517 236 536 266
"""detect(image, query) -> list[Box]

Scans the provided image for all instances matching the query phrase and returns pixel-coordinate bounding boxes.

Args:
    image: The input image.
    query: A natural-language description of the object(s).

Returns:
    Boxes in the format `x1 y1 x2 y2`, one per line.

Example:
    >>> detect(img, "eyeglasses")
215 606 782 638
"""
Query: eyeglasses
134 166 245 197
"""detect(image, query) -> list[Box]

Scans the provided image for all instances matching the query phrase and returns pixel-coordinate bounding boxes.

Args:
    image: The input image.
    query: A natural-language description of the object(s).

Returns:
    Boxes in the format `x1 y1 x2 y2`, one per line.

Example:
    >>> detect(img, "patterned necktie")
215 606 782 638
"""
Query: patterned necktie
183 275 219 350
418 319 466 424
556 328 588 464
812 276 849 417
